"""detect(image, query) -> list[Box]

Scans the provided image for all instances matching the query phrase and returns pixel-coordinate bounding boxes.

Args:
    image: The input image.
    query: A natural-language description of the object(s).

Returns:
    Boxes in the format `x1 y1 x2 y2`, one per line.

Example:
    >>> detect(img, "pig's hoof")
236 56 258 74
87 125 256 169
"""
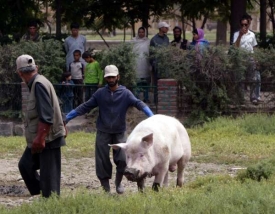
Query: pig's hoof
152 183 160 192
116 183 124 194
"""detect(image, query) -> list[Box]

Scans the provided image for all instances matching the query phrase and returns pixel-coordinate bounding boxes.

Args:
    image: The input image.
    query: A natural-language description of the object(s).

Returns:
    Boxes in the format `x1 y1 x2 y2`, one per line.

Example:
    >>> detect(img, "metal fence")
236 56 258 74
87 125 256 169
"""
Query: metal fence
0 83 22 119
0 81 274 120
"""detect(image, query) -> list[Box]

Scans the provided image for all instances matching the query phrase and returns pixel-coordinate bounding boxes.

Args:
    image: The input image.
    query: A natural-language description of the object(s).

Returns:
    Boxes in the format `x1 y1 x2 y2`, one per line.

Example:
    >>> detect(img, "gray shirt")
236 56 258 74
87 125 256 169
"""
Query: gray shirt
150 33 170 48
64 35 86 70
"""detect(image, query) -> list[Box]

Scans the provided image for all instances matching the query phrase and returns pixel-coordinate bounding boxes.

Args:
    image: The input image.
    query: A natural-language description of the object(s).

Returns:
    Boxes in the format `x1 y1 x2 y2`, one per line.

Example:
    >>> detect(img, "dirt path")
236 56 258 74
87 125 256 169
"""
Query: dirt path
0 157 244 207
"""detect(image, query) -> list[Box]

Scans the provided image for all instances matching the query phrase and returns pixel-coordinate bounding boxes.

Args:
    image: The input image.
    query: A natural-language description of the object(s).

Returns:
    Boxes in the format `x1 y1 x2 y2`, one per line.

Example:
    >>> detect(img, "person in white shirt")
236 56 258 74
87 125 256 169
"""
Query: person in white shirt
132 27 151 102
233 17 261 104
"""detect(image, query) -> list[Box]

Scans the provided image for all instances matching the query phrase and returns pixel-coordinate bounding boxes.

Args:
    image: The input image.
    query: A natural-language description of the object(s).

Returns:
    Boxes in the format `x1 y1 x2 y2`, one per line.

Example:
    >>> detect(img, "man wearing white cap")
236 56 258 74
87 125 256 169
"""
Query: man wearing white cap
150 21 170 103
65 65 154 194
16 54 66 198
150 21 170 48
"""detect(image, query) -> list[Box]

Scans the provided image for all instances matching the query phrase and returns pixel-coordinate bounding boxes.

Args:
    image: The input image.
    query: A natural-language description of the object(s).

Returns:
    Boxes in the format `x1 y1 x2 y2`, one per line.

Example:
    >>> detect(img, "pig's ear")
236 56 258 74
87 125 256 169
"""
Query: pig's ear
141 133 153 148
109 143 127 150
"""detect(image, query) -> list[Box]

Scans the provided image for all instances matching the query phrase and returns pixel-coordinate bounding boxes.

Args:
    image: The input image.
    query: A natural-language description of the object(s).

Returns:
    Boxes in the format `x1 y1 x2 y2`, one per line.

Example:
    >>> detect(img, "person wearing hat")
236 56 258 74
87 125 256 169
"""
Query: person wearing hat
16 54 66 198
171 26 188 50
150 21 170 49
149 21 170 104
65 65 154 194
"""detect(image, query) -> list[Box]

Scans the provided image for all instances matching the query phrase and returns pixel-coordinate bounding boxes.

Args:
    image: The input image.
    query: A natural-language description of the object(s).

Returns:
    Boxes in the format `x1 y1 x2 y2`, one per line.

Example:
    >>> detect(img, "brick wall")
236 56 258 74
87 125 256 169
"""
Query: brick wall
157 79 178 116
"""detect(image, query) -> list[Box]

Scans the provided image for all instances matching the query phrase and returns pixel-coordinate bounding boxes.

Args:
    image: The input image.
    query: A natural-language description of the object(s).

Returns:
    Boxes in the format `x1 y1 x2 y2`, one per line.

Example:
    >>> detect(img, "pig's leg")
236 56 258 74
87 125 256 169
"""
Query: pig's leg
152 166 168 191
163 172 169 187
176 156 188 187
137 178 145 192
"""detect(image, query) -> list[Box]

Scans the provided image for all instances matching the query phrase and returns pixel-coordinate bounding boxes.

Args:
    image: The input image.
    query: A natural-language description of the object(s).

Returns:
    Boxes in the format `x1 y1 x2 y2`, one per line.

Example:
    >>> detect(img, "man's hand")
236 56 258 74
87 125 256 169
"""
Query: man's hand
31 122 51 154
32 135 46 154
239 28 246 37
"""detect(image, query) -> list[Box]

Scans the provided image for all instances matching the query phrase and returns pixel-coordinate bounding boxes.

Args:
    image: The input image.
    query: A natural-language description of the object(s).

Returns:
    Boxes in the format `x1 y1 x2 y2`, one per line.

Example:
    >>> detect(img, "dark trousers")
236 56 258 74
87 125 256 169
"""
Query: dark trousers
85 83 98 101
95 130 126 180
72 79 83 108
18 146 61 198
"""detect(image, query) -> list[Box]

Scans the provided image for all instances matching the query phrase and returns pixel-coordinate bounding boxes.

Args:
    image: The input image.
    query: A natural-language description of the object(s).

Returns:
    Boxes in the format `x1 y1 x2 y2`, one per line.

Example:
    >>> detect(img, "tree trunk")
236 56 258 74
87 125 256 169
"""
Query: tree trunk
192 18 196 30
200 14 208 29
181 17 186 40
132 22 135 38
260 0 267 45
141 0 150 37
55 0 62 39
230 0 246 45
216 20 227 45
268 0 275 36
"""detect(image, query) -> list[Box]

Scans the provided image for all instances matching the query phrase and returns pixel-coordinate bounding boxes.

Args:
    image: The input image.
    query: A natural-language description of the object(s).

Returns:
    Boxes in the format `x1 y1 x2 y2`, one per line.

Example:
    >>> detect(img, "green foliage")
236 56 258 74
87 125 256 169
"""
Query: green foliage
189 113 275 165
237 157 275 182
0 131 95 159
62 132 96 158
0 39 65 118
152 45 253 125
96 43 137 87
238 113 275 135
3 178 275 213
0 113 274 165
0 39 65 83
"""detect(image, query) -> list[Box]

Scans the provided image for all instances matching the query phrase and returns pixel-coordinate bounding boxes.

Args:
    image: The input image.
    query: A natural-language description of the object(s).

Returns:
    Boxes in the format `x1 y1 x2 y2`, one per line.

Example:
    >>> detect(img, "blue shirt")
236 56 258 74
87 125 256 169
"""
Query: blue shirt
75 85 147 133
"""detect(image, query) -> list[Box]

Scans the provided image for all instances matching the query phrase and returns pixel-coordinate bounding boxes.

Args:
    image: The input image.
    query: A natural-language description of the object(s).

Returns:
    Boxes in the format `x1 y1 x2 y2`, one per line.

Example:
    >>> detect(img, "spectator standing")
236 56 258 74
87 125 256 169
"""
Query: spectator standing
150 21 170 103
189 28 210 55
16 54 66 198
82 51 103 101
171 26 188 50
69 49 84 107
21 21 41 42
233 17 260 104
64 23 86 70
132 26 151 102
60 72 75 114
65 65 154 194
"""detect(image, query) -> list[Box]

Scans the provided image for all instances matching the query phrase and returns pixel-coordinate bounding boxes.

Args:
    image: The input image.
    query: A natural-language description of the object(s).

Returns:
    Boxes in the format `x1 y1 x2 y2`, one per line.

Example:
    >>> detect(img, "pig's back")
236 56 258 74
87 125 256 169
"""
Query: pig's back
130 114 191 156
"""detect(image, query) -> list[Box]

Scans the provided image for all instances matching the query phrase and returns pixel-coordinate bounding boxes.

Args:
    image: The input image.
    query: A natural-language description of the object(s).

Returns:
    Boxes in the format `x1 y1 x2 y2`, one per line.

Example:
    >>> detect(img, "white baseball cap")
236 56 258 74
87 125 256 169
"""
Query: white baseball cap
158 21 170 29
16 54 36 71
104 65 119 77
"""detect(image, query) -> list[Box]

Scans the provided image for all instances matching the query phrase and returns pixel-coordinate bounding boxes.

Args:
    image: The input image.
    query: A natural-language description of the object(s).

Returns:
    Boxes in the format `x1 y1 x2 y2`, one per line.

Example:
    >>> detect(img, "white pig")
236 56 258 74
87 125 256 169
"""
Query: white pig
109 114 191 191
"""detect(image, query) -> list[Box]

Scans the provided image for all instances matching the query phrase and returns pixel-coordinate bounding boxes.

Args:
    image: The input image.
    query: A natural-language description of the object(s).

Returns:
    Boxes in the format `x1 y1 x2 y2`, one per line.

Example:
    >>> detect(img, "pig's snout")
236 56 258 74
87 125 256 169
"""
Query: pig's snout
124 168 140 181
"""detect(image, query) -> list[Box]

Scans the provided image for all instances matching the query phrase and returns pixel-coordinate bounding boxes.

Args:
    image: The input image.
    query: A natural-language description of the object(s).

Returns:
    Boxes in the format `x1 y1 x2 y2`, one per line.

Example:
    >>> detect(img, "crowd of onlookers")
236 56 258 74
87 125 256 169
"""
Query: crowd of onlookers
21 12 261 114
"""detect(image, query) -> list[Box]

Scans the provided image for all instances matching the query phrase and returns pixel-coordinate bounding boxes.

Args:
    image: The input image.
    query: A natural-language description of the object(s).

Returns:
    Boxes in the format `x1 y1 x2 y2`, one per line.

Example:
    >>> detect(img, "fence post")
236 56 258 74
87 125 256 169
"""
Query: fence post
157 79 178 116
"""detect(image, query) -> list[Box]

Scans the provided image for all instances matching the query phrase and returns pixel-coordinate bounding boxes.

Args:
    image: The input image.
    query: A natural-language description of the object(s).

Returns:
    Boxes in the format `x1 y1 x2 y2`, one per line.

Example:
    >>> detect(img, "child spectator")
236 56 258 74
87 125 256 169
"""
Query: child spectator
69 49 84 107
82 51 103 101
60 72 74 114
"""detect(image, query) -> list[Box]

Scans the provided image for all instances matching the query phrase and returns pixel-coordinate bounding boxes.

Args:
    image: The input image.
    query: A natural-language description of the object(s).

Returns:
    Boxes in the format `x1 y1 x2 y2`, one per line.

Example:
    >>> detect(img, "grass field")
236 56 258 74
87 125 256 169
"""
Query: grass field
85 30 230 43
1 113 275 213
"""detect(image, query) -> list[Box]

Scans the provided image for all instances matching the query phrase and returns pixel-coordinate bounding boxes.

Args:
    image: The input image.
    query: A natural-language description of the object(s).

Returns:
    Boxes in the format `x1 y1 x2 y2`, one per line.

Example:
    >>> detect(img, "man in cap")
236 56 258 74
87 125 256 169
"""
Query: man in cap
16 54 66 198
65 65 154 194
150 21 170 48
149 21 170 104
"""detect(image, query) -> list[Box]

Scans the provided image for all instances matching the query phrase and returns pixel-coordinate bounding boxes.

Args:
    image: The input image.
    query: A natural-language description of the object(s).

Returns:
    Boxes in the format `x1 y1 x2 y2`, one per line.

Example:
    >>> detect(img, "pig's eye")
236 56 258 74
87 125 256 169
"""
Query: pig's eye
140 154 144 158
